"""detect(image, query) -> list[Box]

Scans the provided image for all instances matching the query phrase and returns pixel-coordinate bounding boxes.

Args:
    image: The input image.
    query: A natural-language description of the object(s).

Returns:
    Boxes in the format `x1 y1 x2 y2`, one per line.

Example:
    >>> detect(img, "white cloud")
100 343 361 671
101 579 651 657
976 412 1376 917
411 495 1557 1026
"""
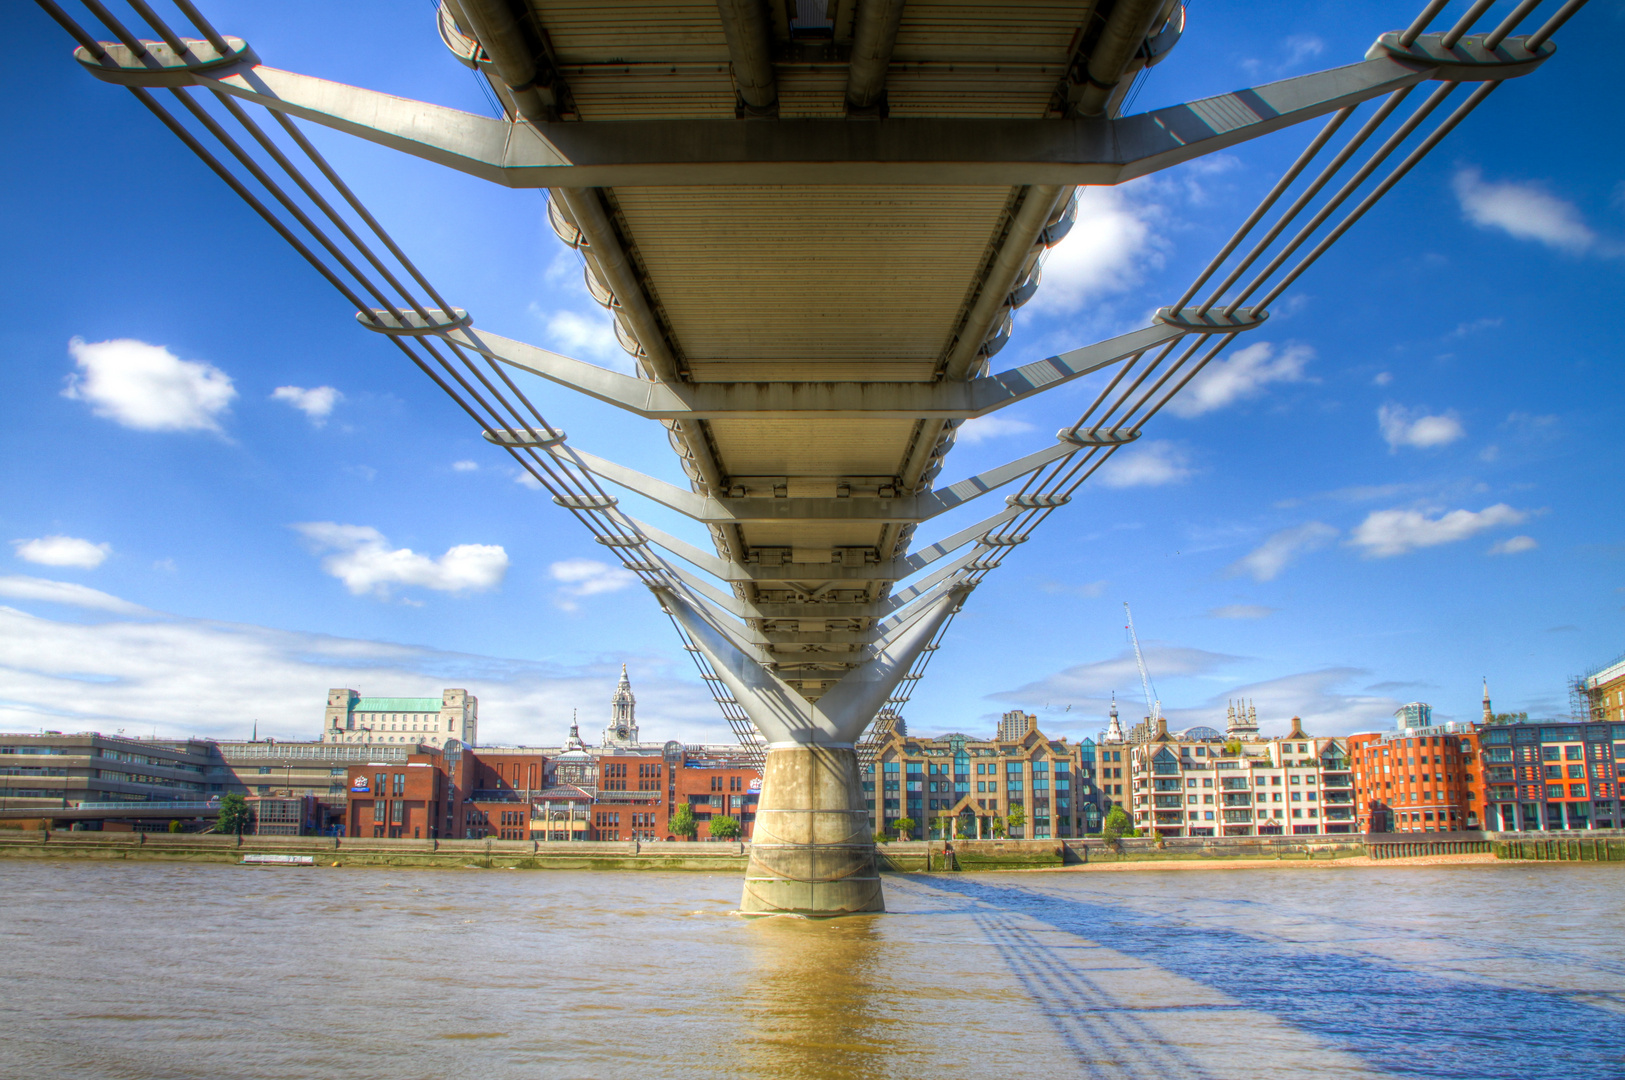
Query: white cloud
991 644 1241 706
1452 167 1596 254
452 460 479 472
1372 371 1393 386
988 655 1404 742
1098 441 1192 488
63 337 235 433
1174 668 1402 737
13 535 110 569
1378 403 1466 451
1209 604 1275 620
1243 34 1326 77
1448 316 1503 339
1227 522 1337 582
0 575 150 615
549 558 636 611
956 415 1035 444
1489 535 1538 555
271 385 342 425
514 469 544 490
1282 34 1325 67
1169 341 1311 417
1027 186 1158 315
537 307 630 371
1040 579 1108 598
1349 504 1526 558
0 598 723 745
293 523 508 599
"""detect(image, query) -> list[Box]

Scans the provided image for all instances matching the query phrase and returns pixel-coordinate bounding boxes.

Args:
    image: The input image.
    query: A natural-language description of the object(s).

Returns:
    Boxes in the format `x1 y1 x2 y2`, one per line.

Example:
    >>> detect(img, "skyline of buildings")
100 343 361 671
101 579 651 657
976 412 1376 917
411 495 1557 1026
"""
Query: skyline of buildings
4 646 1622 841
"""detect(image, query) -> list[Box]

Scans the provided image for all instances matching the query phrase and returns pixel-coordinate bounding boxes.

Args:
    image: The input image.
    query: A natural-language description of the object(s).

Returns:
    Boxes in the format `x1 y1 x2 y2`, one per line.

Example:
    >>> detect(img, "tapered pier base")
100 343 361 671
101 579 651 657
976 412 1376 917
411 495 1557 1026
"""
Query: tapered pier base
740 744 884 917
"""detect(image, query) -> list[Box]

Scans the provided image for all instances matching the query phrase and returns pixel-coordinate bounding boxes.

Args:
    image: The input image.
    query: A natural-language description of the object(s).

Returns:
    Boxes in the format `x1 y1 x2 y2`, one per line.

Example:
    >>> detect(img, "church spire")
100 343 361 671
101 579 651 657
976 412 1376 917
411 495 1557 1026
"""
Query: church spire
1104 693 1125 744
605 663 638 746
1482 677 1493 724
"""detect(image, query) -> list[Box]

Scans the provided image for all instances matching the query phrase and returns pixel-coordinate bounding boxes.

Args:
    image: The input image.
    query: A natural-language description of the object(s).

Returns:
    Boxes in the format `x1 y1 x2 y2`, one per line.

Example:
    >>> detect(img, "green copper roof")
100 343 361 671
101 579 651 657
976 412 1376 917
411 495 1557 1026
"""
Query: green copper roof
353 697 442 713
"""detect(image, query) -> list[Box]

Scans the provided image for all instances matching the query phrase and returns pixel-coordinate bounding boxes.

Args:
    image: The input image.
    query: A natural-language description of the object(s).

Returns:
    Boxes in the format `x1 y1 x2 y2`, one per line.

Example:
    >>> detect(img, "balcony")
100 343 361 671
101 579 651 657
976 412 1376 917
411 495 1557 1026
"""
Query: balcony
1153 796 1183 809
1221 794 1252 807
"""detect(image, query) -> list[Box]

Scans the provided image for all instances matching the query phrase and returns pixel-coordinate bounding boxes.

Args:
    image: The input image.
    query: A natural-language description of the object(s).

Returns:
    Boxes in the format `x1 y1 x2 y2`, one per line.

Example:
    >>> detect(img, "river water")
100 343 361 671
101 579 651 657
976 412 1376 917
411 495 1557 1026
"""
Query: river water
1 860 1622 1080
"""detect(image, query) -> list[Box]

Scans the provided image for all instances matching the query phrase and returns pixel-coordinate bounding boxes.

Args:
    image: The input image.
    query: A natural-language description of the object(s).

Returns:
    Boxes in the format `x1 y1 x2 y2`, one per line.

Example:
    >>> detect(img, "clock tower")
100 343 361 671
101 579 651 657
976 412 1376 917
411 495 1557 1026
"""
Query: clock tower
603 664 639 747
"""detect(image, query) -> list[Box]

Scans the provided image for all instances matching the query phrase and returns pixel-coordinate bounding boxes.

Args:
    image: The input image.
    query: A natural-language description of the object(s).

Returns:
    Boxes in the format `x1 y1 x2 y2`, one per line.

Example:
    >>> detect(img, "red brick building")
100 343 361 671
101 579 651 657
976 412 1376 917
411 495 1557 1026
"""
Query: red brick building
342 744 762 841
590 753 669 841
674 753 760 840
346 752 458 839
1349 725 1485 833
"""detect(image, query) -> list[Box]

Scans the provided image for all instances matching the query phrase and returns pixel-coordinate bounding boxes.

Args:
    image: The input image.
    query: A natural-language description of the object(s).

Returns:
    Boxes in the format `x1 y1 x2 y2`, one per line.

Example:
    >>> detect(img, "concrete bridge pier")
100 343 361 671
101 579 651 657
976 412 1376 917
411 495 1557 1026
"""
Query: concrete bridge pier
743 743 881 916
661 586 963 917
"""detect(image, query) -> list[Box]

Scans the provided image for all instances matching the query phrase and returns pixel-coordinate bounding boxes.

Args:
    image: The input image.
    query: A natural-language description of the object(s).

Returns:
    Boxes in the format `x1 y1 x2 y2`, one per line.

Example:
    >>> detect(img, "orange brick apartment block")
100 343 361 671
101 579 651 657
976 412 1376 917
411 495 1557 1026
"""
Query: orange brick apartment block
1348 726 1484 833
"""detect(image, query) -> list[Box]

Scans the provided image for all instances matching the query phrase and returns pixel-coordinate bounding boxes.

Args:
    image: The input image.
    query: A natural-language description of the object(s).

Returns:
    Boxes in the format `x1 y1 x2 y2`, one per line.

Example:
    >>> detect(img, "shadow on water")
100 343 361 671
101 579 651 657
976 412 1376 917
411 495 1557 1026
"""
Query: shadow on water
928 877 1625 1080
733 915 892 1080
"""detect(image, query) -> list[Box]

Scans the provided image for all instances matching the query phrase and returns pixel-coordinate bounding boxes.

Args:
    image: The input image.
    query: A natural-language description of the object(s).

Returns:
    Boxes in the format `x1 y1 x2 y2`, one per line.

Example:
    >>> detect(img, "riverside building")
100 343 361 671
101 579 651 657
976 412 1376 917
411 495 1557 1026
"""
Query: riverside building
1347 724 1484 833
1578 651 1625 725
0 732 210 810
864 715 1106 840
1128 717 1355 838
1477 718 1622 831
321 688 478 747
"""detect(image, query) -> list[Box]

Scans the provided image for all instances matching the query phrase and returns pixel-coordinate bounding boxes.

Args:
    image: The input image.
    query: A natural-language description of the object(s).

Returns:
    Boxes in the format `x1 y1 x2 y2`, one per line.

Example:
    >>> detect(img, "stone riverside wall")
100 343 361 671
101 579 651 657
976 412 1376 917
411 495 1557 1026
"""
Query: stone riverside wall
0 830 751 871
4 828 1620 871
1492 830 1625 862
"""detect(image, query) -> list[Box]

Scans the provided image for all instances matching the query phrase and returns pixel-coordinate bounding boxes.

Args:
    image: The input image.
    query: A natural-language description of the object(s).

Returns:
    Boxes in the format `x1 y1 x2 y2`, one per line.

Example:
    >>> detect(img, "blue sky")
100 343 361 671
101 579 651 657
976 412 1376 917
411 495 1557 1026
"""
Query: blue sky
2 0 1620 746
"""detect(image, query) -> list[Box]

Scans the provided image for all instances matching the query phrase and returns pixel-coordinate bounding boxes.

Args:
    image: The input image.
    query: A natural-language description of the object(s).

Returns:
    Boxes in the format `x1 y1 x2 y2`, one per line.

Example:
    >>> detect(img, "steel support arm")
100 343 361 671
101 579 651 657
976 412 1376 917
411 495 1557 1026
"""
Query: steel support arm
662 586 962 745
366 314 1254 419
624 514 990 584
566 439 1091 525
80 37 1552 188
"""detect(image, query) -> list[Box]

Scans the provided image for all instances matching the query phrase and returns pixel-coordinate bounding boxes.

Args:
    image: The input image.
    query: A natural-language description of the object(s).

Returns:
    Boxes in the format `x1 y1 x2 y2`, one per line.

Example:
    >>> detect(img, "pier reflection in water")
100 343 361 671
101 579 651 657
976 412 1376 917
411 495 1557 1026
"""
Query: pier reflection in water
1 861 1622 1079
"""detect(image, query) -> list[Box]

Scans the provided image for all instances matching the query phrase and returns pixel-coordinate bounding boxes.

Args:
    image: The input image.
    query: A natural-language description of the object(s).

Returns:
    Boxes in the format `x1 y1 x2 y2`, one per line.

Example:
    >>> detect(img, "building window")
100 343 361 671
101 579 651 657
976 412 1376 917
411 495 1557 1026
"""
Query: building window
391 800 403 825
393 774 405 796
1571 784 1588 799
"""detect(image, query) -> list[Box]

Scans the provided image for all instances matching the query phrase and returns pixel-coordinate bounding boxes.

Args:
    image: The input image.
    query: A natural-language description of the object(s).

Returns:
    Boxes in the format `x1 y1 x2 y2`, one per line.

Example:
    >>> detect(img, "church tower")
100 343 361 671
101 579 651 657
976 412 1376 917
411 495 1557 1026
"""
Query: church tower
1482 678 1493 724
1225 698 1260 740
1103 694 1125 744
604 664 639 747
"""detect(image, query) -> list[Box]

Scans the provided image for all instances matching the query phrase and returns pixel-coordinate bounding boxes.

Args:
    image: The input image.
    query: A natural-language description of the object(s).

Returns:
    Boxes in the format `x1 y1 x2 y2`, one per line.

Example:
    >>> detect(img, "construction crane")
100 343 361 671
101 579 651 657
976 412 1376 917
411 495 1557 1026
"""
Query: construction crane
1124 602 1162 730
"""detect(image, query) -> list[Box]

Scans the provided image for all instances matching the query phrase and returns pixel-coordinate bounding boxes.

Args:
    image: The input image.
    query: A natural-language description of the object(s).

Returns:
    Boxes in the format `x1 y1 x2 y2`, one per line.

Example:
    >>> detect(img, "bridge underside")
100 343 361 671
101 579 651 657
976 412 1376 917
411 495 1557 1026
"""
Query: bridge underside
45 0 1581 914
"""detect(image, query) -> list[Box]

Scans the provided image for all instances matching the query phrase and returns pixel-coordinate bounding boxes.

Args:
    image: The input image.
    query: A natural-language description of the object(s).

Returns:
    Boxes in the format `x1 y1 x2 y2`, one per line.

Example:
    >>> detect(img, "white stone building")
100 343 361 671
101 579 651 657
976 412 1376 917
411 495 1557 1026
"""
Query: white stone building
321 688 478 748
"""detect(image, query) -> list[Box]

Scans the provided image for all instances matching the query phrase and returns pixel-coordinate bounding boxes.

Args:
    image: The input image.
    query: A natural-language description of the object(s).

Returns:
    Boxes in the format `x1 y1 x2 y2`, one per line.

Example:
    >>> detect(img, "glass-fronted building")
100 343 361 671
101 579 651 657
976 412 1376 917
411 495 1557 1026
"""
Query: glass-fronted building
1479 720 1623 831
864 716 1108 840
